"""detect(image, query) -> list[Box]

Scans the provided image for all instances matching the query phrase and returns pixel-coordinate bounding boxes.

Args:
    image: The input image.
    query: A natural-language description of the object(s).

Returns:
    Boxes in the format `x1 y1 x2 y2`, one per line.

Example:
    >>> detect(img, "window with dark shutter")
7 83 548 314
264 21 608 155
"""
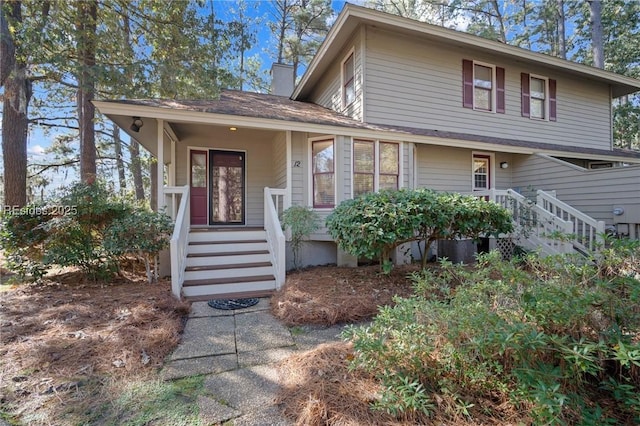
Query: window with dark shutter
521 73 530 117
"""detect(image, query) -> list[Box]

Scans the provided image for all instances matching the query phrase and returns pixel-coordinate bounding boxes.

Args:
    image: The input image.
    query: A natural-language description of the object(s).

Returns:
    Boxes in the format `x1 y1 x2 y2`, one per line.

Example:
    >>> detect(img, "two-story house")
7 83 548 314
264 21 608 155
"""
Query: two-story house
95 4 640 300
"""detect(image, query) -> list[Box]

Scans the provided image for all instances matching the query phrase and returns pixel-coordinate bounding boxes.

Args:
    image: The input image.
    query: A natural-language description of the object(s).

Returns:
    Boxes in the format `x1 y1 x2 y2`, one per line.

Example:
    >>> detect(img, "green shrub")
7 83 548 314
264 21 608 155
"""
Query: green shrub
326 189 513 271
281 205 320 269
104 209 173 283
0 181 172 282
344 248 640 424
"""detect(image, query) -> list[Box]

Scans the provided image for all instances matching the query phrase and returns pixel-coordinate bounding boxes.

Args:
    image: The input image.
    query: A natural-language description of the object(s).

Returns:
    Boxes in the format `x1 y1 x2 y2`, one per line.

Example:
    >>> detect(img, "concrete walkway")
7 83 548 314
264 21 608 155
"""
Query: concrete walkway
161 298 350 425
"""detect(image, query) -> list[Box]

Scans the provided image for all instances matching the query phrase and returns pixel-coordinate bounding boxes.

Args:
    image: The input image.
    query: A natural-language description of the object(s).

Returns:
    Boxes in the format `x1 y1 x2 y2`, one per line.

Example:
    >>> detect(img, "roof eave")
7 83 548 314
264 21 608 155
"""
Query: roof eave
293 4 640 99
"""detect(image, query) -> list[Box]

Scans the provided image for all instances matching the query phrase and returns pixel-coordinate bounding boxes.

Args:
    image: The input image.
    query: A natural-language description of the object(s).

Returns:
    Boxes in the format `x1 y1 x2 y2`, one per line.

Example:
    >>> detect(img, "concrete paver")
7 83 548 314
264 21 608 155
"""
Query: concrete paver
162 297 352 425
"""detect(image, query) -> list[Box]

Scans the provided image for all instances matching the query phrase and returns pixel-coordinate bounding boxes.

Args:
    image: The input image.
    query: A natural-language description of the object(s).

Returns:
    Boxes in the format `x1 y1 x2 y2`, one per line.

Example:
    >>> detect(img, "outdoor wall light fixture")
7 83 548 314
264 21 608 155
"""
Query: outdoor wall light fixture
500 161 509 169
229 127 237 131
130 117 144 132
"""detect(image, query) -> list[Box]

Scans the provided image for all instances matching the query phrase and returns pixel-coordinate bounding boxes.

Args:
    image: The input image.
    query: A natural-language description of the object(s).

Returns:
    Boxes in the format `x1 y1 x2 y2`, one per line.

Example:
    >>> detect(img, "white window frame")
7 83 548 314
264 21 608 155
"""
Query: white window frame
473 61 497 113
341 48 356 108
471 152 495 191
529 74 549 121
351 139 402 198
308 136 337 210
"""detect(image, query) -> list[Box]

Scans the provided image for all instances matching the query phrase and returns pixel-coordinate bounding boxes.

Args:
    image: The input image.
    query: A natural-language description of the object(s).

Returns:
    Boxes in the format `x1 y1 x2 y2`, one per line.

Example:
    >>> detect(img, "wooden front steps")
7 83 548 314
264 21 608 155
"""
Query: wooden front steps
181 228 277 301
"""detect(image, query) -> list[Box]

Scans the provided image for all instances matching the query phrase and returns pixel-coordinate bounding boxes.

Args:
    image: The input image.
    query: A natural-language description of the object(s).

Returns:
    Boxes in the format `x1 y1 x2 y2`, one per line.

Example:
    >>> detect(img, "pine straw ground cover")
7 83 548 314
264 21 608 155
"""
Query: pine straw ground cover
0 266 190 425
272 264 522 425
271 264 420 326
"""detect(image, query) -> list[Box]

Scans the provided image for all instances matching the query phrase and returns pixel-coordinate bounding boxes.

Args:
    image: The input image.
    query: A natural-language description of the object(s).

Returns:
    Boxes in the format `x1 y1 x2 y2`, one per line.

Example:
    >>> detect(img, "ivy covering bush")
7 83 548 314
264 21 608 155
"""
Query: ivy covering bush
326 189 513 271
0 181 172 282
344 242 640 424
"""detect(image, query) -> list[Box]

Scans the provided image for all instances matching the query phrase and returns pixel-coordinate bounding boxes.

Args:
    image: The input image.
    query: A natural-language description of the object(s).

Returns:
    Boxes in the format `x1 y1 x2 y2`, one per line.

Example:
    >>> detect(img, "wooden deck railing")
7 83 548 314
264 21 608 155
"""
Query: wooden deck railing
264 187 286 289
471 189 574 255
536 190 605 253
165 186 190 298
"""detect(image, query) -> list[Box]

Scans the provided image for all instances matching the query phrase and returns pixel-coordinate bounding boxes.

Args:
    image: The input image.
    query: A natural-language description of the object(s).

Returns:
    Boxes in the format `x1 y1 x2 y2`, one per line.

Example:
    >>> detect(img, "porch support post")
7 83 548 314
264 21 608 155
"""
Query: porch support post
170 138 176 186
157 119 165 211
285 130 292 209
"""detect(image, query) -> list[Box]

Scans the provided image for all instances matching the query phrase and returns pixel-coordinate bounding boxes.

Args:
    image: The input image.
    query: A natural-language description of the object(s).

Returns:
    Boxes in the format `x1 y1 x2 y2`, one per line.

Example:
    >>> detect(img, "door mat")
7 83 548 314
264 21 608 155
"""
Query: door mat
208 298 260 310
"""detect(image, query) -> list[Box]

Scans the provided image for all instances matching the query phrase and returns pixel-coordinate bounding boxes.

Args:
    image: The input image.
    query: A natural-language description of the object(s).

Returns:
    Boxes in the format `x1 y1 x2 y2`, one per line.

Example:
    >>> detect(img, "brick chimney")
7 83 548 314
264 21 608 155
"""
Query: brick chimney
270 63 295 97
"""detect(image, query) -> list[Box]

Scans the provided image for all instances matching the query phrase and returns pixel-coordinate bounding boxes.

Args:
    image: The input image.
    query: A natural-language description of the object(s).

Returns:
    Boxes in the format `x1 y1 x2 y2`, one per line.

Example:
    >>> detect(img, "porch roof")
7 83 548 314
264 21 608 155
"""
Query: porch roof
95 90 640 163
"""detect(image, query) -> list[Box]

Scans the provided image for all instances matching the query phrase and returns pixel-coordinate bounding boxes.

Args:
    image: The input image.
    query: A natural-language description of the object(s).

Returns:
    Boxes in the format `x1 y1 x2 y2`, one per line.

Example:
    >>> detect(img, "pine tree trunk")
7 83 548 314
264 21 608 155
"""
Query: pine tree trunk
112 124 126 193
589 0 604 68
1 0 29 207
557 0 566 59
129 140 145 200
76 0 98 182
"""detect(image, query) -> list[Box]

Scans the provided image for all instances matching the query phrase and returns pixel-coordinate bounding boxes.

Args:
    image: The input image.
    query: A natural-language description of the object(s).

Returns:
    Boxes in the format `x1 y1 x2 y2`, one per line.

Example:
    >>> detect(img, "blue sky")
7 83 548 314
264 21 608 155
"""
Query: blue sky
2 1 353 198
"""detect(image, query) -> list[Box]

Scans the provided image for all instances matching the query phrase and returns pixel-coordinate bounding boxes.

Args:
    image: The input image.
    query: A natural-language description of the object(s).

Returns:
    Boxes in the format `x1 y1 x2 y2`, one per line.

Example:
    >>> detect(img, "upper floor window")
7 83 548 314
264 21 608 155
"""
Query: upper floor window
522 73 557 121
312 139 335 208
342 52 355 107
353 140 399 197
462 59 505 113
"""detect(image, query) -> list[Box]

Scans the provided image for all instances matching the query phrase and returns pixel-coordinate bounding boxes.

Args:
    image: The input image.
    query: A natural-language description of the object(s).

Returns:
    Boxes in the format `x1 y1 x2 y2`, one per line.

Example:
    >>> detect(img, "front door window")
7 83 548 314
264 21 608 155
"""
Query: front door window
210 150 245 225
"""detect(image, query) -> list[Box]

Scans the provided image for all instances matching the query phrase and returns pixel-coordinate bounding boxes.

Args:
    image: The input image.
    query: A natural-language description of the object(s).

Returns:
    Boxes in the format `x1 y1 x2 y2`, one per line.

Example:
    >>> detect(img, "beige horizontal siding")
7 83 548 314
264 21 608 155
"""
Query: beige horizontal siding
512 154 640 225
364 27 612 151
309 31 364 121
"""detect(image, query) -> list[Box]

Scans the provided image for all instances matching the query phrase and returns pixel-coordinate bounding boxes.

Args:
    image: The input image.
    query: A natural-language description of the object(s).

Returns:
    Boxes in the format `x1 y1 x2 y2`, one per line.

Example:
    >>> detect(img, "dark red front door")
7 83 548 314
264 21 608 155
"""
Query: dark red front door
190 150 207 225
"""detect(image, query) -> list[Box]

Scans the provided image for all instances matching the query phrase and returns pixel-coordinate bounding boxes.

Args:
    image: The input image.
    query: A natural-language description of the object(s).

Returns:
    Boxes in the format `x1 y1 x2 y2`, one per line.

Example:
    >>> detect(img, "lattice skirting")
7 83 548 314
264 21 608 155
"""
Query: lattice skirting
496 238 516 260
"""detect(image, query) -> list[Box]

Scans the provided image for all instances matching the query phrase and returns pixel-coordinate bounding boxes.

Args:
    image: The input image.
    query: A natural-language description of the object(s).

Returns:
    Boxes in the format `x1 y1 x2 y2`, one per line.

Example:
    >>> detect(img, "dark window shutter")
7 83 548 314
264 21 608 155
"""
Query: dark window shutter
549 79 557 121
496 67 505 114
521 73 530 117
462 59 473 108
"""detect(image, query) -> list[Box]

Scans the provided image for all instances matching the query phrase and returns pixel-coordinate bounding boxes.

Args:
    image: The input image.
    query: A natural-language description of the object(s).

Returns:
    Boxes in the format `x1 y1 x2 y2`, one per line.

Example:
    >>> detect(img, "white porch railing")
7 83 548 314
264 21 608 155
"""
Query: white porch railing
471 189 574 255
165 185 190 299
264 187 286 289
536 190 605 253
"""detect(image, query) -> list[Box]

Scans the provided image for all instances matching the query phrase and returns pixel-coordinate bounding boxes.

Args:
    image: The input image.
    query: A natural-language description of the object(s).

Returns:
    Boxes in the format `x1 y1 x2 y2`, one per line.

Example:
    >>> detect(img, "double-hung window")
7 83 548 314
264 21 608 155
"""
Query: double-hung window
462 59 505 113
342 52 355 107
312 139 335 208
522 73 557 121
353 140 399 197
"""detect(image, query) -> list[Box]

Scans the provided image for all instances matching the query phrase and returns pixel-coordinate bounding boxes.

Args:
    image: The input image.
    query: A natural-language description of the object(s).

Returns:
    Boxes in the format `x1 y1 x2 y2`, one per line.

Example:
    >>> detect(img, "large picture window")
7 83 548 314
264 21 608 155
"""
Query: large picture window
312 139 335 208
353 140 399 197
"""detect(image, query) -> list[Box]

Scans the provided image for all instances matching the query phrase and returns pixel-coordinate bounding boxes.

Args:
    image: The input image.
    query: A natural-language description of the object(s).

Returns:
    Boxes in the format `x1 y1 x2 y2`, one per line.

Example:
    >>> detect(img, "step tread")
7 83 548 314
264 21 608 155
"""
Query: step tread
185 262 273 272
184 289 274 302
187 250 270 258
189 239 266 246
183 275 276 287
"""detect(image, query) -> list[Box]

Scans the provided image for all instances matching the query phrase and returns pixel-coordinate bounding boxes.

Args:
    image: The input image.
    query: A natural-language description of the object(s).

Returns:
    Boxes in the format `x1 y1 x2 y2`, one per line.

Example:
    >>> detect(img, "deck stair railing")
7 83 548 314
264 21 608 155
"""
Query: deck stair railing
264 187 286 289
536 190 605 253
164 186 190 298
472 189 605 255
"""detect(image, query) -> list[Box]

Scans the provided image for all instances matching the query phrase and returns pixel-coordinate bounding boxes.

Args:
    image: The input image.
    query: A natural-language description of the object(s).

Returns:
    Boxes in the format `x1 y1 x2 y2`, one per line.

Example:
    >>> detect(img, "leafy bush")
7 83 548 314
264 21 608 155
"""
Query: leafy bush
104 209 173 283
344 248 640 424
0 181 172 282
326 189 513 271
281 205 320 269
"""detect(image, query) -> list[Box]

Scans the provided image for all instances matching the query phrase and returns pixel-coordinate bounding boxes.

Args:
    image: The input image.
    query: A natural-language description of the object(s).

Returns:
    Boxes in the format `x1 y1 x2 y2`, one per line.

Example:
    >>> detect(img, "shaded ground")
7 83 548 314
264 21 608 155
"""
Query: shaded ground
271 264 421 326
0 267 189 425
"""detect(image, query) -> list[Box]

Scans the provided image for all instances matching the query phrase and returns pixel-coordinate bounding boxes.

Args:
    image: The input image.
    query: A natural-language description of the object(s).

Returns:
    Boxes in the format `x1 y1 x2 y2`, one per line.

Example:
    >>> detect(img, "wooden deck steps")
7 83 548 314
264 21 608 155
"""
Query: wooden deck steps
181 228 277 301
